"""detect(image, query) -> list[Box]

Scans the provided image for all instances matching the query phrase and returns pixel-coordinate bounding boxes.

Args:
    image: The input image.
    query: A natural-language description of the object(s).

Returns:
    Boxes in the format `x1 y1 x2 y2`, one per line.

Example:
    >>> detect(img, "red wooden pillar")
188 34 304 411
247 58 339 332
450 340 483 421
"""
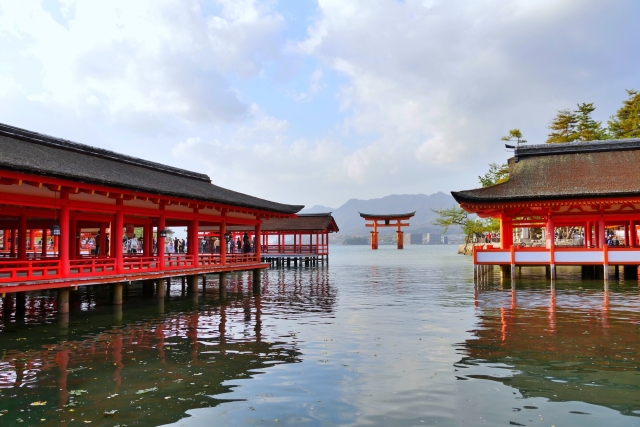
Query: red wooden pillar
157 215 165 269
143 222 151 256
632 221 638 247
114 208 124 273
599 216 605 248
188 216 198 257
59 200 70 276
10 229 16 256
255 222 261 260
625 221 630 246
69 215 77 260
18 213 27 260
585 221 591 247
42 229 48 257
29 229 34 251
220 219 226 265
99 223 106 256
2 230 7 250
545 217 554 250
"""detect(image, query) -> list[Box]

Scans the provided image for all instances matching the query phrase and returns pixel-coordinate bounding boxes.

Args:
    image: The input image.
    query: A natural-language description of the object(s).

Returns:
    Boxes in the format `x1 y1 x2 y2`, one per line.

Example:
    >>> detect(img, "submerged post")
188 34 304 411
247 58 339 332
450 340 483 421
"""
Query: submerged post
58 288 70 314
112 283 123 305
252 268 261 294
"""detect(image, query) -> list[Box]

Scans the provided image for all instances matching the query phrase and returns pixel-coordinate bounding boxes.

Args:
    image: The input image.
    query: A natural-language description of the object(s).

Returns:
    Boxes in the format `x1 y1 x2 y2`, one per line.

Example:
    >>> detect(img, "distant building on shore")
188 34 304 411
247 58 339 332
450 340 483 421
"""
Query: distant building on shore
407 233 423 245
426 233 442 245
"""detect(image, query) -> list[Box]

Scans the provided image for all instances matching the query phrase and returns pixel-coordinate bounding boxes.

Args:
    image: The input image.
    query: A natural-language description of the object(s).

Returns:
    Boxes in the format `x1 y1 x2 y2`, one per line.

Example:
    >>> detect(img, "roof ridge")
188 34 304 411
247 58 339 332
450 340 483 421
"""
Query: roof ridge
515 139 640 161
0 122 211 183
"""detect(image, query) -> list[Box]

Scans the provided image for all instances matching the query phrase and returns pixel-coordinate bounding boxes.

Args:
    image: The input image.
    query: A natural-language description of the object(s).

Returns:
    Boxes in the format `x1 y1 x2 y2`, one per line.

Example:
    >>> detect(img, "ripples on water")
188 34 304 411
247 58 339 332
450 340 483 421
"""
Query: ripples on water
1 246 640 426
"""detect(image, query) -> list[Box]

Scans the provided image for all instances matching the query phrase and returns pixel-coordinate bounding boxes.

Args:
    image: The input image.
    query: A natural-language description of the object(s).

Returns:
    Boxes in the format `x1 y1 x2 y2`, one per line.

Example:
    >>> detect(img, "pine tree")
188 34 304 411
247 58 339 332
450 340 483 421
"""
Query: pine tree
608 89 640 139
500 129 527 146
574 102 607 141
546 109 578 143
478 163 509 187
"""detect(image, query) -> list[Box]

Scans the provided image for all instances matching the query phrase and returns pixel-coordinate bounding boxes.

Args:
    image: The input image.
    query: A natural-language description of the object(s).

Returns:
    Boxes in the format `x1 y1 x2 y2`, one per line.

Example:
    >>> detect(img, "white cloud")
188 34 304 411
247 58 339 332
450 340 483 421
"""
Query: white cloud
1 0 638 208
0 0 284 127
292 0 640 202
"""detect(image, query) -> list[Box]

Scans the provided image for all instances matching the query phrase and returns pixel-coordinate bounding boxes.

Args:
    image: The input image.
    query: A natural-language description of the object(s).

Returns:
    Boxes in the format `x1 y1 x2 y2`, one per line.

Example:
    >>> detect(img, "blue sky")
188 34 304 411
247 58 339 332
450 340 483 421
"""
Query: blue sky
0 0 639 209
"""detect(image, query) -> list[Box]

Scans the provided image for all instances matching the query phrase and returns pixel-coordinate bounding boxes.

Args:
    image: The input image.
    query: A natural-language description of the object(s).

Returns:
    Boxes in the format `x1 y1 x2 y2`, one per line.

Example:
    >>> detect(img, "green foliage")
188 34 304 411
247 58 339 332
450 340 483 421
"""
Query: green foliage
546 109 579 143
575 102 608 141
344 236 369 245
501 129 527 146
431 206 499 243
608 89 640 139
478 162 509 188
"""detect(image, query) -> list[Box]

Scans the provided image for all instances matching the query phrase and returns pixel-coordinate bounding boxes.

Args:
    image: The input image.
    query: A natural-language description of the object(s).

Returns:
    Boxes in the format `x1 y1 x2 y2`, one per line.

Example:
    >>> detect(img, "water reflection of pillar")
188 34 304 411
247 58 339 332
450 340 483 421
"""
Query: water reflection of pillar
12 358 25 388
602 290 610 332
56 349 70 408
219 305 227 351
473 287 479 308
254 295 262 343
156 321 166 364
188 313 199 363
244 291 252 322
111 336 123 392
548 288 556 335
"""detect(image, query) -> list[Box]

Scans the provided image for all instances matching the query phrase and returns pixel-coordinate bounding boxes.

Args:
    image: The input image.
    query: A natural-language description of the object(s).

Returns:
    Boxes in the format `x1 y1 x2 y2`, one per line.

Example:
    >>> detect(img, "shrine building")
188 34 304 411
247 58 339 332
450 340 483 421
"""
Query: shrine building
452 139 640 281
0 122 303 312
198 212 339 267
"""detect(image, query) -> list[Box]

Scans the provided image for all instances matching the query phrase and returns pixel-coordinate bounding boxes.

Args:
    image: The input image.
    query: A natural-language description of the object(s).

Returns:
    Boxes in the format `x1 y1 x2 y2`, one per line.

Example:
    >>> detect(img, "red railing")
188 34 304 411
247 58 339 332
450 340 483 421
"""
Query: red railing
0 259 61 282
69 258 116 275
0 252 264 285
198 254 221 266
123 256 159 271
164 254 195 269
262 244 325 255
226 253 259 264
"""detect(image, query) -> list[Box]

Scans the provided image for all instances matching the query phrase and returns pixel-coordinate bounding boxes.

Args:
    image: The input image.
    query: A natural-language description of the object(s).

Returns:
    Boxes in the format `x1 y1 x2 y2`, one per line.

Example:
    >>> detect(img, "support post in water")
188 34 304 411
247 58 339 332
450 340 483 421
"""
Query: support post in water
253 268 261 294
112 283 123 305
58 288 70 314
156 279 165 298
219 272 227 298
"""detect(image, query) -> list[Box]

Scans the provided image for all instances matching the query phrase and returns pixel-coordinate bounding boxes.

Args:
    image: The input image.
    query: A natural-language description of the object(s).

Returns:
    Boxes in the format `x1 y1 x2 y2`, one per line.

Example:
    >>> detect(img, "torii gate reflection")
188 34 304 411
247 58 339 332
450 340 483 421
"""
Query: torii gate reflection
359 212 416 249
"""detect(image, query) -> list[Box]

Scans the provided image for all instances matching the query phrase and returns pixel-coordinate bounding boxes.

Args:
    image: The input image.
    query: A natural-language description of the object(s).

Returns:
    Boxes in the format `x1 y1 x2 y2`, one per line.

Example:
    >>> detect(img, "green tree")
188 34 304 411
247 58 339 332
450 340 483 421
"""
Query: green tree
608 89 640 139
546 109 578 143
432 206 498 244
478 162 509 188
575 102 608 141
501 129 527 146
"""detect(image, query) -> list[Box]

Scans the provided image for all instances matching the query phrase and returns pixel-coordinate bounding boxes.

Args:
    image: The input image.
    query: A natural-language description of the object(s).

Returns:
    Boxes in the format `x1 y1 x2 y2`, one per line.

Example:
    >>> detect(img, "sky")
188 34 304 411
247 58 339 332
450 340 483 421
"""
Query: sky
0 0 639 210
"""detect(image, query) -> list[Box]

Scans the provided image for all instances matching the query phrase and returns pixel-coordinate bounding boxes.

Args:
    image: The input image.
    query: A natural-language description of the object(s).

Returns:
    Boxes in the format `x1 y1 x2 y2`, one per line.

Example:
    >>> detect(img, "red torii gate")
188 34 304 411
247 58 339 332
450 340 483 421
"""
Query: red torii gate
359 212 415 250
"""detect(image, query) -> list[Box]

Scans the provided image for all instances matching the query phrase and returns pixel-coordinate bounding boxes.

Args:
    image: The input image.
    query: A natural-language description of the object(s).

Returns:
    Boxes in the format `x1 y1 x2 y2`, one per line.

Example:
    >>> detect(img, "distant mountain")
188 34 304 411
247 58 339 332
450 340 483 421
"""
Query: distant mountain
303 192 460 238
300 204 335 214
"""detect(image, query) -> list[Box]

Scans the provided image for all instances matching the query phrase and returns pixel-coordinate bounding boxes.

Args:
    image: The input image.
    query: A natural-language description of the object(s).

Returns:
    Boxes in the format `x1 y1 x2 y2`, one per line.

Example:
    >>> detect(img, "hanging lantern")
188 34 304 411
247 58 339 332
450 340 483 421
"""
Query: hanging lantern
50 224 61 236
125 224 135 239
159 229 168 238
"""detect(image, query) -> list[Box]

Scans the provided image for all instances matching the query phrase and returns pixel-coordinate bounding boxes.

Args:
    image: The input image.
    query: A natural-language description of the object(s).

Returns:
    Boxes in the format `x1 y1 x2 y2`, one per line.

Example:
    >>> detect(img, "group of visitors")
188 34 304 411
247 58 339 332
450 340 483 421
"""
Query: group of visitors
169 237 186 253
484 232 499 243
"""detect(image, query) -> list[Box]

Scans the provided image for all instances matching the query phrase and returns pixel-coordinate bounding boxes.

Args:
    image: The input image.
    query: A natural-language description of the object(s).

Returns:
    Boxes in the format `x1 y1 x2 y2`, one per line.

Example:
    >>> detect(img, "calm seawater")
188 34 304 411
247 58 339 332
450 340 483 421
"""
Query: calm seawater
1 245 640 426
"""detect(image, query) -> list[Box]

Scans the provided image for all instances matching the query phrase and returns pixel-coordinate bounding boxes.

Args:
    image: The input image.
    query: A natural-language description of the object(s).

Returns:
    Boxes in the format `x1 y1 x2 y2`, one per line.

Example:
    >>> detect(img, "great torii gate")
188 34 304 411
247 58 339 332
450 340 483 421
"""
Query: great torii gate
359 212 416 250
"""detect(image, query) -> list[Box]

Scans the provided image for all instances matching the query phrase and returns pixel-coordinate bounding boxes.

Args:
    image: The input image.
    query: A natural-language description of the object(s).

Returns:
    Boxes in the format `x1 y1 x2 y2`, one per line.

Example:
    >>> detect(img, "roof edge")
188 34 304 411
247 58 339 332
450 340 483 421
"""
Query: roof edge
0 122 211 183
358 211 416 218
452 190 640 205
515 138 640 161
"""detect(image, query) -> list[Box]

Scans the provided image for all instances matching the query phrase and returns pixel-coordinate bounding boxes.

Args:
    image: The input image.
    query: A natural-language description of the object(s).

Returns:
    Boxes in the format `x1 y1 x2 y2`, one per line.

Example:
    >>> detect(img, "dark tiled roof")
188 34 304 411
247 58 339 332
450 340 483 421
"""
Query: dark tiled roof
358 212 415 219
224 213 339 233
0 123 303 214
452 139 640 204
